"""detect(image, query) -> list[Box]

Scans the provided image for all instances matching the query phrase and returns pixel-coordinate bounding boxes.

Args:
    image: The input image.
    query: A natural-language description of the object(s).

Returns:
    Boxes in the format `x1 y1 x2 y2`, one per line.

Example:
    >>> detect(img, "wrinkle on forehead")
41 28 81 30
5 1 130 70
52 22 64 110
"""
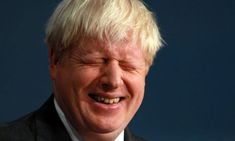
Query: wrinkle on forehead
73 36 127 49
90 38 140 56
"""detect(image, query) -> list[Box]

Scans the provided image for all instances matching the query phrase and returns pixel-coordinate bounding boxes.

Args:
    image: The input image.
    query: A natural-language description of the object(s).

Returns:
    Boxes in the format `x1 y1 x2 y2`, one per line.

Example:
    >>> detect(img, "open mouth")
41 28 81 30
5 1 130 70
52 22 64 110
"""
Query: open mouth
89 94 124 105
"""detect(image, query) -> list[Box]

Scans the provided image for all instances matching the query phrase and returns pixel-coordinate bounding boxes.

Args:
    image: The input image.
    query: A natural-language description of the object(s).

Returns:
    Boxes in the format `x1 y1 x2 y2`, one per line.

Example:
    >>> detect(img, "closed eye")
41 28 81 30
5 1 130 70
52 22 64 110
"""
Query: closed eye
119 61 146 74
80 57 107 65
119 62 137 72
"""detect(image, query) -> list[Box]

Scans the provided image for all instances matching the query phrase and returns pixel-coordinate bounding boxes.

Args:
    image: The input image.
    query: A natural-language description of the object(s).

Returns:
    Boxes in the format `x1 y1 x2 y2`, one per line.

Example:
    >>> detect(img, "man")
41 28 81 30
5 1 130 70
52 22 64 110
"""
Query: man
0 0 162 140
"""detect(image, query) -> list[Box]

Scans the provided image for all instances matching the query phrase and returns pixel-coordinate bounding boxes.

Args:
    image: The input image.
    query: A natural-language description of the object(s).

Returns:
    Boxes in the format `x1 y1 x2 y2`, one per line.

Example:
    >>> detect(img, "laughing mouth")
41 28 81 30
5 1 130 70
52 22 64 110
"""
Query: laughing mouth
89 94 124 104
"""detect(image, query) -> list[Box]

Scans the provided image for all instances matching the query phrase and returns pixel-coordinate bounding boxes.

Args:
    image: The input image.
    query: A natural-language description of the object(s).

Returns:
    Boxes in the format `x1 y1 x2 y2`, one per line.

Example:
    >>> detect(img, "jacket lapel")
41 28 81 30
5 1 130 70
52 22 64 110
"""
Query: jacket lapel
34 95 71 141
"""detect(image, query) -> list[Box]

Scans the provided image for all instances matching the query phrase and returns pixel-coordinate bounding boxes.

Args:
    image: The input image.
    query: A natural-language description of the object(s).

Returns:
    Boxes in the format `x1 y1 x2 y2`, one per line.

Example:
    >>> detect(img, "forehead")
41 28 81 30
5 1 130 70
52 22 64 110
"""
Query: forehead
73 38 145 60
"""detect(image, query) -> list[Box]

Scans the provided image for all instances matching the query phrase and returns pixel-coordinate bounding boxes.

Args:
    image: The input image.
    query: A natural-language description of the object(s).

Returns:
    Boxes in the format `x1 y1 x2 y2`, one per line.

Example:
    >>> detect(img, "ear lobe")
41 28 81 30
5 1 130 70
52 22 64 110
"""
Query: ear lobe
48 48 57 80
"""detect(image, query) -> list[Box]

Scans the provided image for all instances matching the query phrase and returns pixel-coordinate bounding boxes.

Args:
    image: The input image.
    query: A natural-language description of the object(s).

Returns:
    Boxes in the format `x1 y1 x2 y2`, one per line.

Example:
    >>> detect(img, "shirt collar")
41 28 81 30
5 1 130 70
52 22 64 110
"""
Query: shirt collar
54 98 124 141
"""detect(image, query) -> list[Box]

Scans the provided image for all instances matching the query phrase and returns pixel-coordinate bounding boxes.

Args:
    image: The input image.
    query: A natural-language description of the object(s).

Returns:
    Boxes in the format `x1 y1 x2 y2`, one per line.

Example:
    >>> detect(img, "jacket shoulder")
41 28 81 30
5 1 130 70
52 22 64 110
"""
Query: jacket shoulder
0 96 71 141
0 112 36 141
124 128 147 141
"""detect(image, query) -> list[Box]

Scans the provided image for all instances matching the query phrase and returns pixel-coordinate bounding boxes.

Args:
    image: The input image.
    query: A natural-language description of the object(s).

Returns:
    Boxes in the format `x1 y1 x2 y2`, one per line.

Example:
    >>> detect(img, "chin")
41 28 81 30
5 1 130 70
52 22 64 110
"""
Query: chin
87 119 125 134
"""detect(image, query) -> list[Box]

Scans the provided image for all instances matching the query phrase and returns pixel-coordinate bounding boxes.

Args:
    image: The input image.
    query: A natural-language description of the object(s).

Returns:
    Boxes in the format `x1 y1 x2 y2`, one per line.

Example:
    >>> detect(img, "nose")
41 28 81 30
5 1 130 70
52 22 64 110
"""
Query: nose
99 61 123 91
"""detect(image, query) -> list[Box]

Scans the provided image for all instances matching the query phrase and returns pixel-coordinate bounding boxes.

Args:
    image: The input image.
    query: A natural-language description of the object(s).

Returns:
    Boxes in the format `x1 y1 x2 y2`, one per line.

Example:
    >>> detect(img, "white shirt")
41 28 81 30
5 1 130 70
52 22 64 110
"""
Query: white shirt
54 99 124 141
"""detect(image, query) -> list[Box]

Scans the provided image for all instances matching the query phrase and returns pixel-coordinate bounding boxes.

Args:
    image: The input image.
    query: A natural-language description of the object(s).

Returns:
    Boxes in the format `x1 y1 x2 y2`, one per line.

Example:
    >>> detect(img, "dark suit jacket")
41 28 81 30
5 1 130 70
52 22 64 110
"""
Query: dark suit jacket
0 95 145 141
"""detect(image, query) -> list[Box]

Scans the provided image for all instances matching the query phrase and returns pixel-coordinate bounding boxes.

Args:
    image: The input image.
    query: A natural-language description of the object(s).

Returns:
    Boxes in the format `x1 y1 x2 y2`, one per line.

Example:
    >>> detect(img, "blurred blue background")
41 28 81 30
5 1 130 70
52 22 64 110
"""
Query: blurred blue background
0 0 234 140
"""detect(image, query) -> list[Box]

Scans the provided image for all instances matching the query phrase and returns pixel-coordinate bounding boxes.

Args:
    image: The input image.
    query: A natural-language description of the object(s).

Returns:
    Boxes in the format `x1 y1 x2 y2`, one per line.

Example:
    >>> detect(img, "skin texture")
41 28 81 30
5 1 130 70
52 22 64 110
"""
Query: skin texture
49 38 149 141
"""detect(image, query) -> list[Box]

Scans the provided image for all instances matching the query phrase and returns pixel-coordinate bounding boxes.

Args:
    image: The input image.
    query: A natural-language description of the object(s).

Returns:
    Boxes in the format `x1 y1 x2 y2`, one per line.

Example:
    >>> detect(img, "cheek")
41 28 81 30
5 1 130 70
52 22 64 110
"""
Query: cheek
125 73 145 96
54 67 101 116
125 75 146 107
134 81 145 106
71 68 101 88
54 67 98 100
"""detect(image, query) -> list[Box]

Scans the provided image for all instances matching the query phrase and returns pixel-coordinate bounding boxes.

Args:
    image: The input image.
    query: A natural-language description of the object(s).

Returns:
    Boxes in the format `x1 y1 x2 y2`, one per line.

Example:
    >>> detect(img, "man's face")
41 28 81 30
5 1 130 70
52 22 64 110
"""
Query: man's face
50 38 149 135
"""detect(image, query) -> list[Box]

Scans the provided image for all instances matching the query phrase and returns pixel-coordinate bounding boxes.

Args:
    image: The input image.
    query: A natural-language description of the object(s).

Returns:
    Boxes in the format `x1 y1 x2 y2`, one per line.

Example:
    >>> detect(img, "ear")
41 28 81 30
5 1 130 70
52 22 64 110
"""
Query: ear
48 48 57 80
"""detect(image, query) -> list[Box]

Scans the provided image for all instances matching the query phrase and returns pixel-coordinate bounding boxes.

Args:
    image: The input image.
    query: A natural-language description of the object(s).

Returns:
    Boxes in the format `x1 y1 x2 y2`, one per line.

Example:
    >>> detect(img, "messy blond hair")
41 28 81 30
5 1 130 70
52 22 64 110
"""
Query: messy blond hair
45 0 162 65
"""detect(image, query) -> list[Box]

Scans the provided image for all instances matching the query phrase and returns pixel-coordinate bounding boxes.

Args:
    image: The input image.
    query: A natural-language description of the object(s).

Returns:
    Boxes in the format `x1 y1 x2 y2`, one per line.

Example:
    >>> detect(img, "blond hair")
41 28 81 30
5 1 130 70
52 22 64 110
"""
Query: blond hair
45 0 163 65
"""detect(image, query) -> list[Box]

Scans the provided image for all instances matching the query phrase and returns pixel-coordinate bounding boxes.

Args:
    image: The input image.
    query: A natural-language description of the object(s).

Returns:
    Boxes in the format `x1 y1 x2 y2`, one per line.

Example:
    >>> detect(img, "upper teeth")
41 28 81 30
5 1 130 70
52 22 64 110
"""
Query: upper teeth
94 96 120 104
